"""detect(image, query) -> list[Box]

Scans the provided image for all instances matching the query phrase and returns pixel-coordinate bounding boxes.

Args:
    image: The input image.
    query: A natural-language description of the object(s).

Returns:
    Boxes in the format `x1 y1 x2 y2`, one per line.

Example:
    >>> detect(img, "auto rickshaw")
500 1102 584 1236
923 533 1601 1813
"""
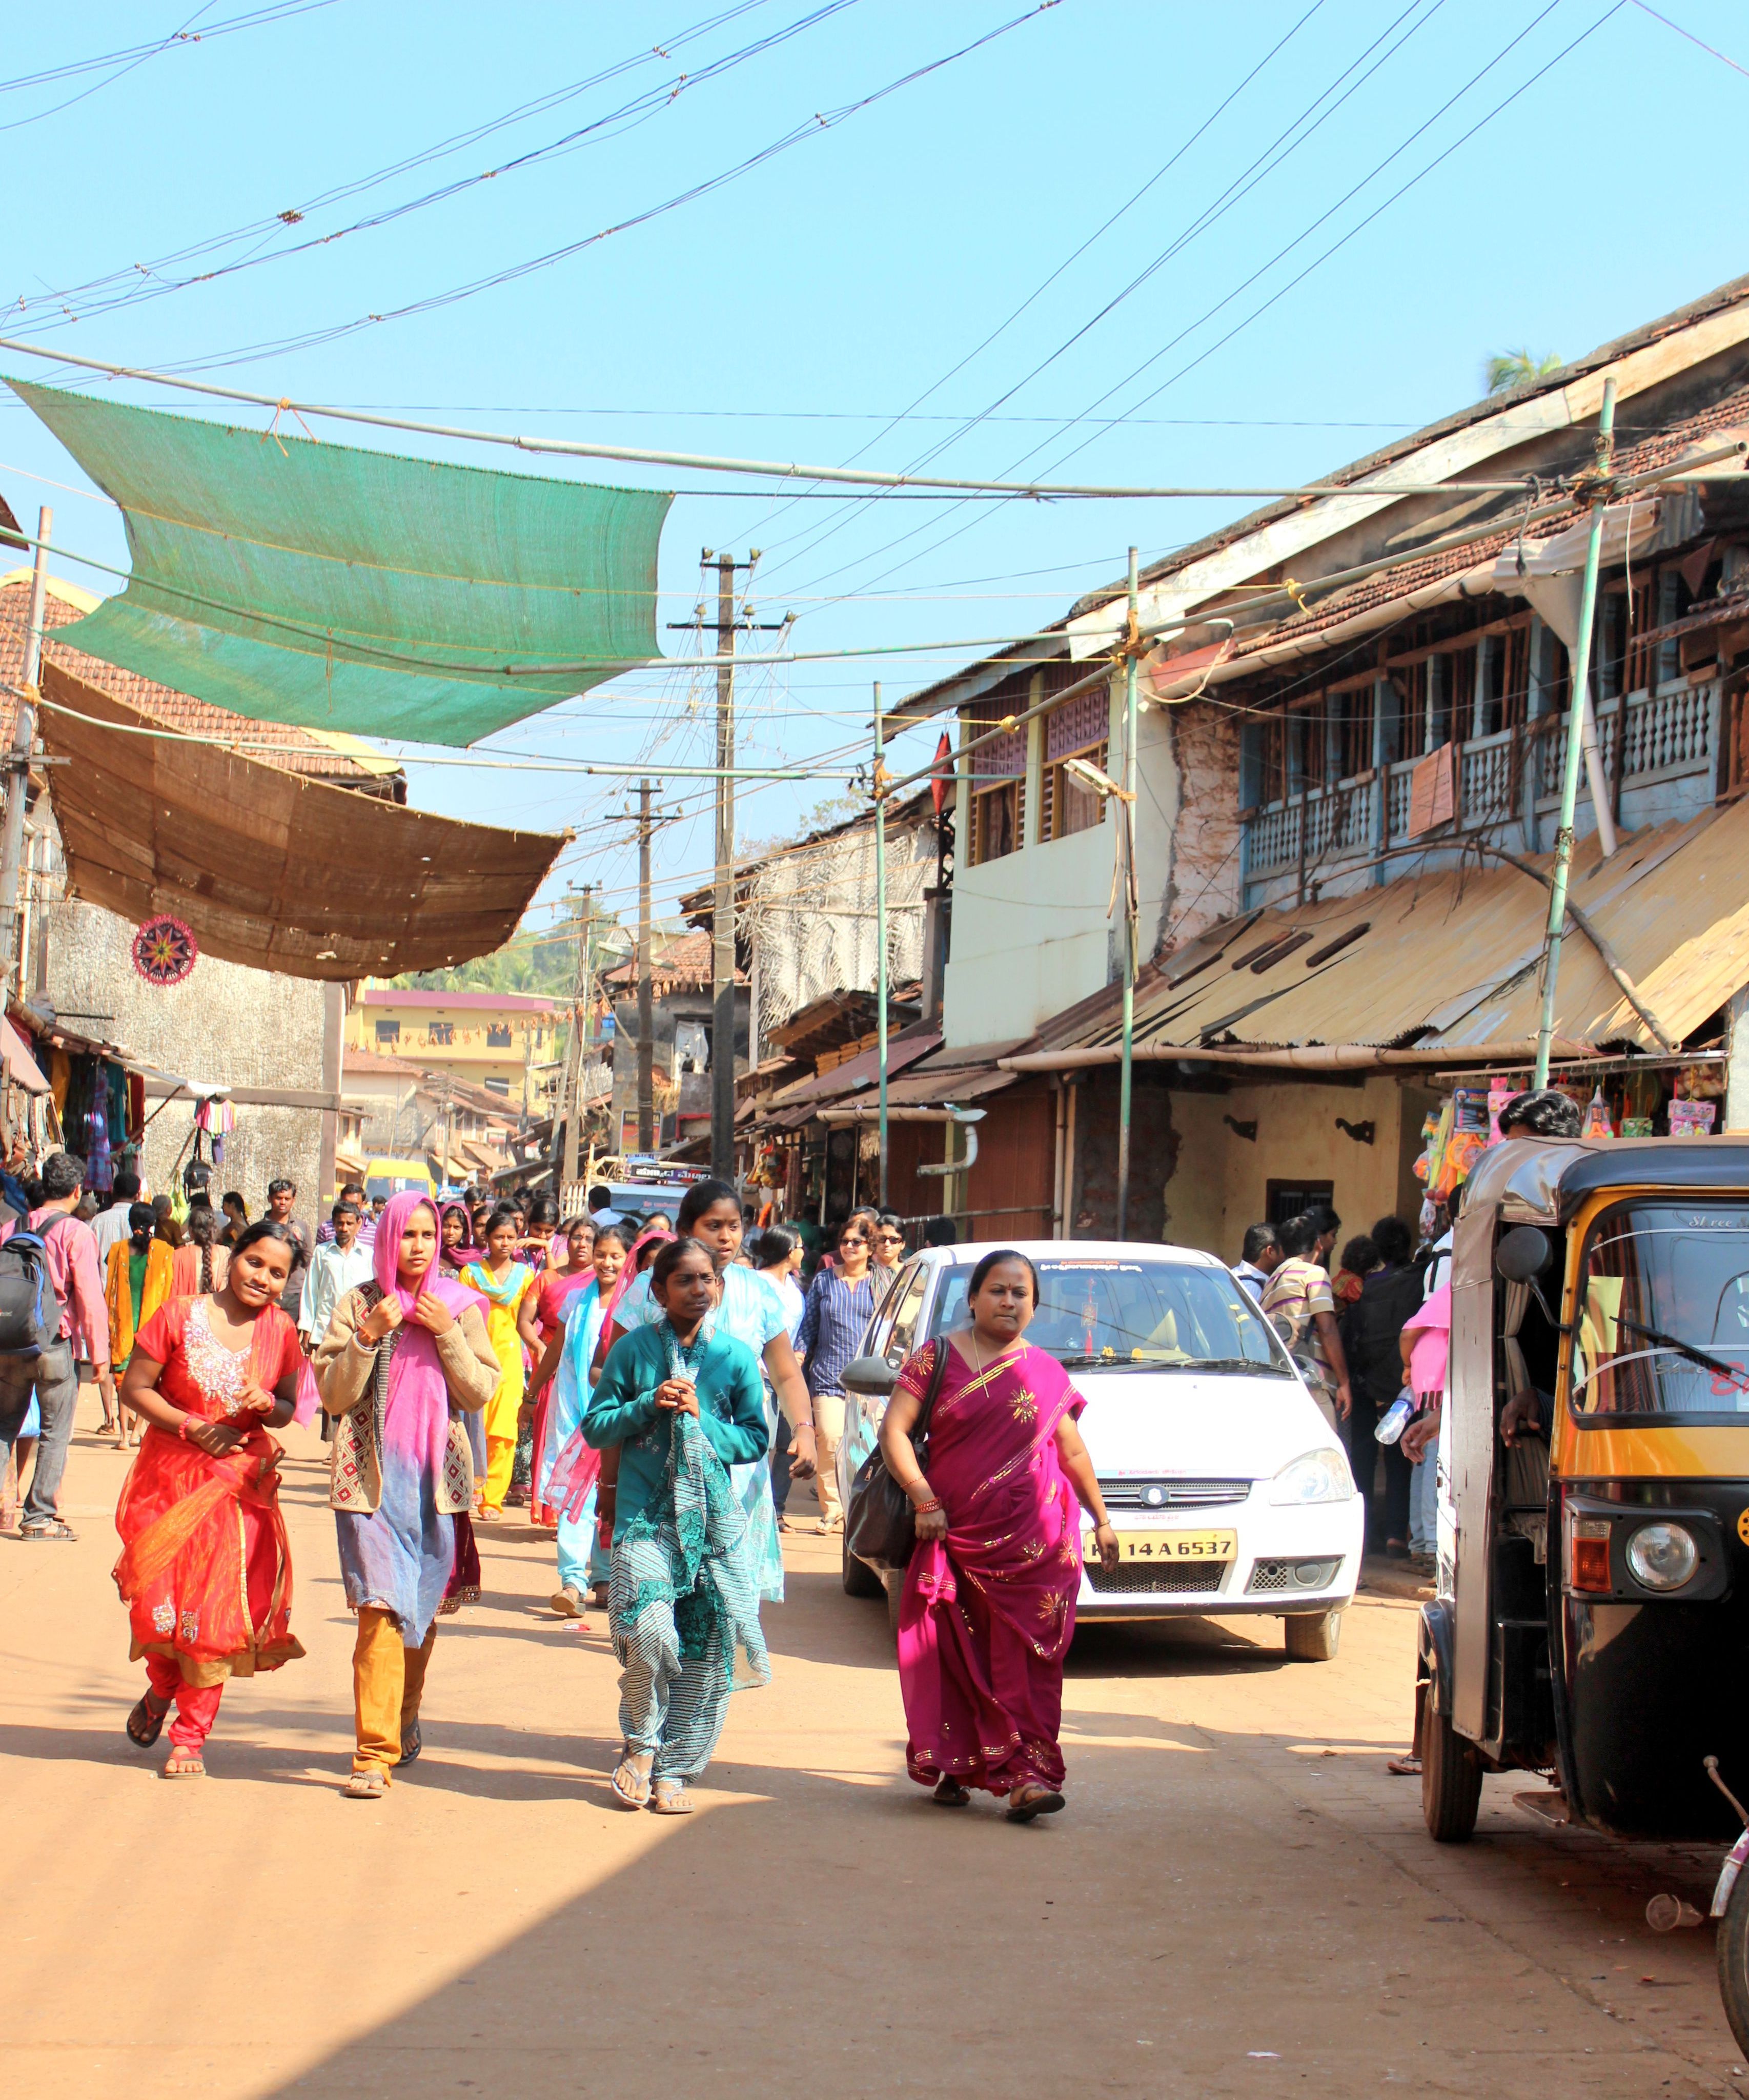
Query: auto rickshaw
1414 1135 1749 2046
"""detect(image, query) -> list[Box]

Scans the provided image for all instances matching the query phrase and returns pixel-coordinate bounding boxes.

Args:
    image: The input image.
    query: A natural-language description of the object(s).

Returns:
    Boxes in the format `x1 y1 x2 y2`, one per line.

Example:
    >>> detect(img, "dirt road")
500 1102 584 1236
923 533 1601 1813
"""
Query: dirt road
4 1411 1744 2099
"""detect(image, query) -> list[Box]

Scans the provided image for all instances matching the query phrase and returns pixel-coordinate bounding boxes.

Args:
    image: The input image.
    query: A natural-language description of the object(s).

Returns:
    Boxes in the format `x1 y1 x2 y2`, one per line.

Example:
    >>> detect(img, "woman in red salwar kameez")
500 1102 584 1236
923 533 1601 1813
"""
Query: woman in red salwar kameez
880 1250 1121 1822
113 1221 304 1778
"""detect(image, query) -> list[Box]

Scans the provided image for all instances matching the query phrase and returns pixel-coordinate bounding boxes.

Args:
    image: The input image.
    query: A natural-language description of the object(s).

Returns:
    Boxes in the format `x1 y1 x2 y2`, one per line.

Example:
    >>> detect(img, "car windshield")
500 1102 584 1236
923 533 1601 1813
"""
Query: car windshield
926 1256 1290 1373
1573 1201 1749 1418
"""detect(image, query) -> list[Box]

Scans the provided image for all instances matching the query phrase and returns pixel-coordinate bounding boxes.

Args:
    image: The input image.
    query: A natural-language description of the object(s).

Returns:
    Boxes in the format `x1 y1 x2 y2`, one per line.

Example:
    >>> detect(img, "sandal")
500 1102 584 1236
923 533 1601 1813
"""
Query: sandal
649 1777 694 1816
161 1748 205 1780
610 1751 654 1809
127 1691 171 1748
343 1768 388 1799
932 1777 971 1808
17 1518 77 1541
1005 1784 1065 1824
396 1720 421 1768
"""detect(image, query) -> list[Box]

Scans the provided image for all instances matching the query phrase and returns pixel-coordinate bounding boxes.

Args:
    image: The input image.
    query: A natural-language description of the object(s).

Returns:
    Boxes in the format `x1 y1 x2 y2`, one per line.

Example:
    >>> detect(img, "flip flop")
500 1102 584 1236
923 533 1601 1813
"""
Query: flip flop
396 1720 421 1767
343 1768 388 1799
161 1748 205 1780
649 1777 694 1816
1005 1786 1065 1824
610 1753 653 1809
932 1778 971 1807
127 1691 170 1748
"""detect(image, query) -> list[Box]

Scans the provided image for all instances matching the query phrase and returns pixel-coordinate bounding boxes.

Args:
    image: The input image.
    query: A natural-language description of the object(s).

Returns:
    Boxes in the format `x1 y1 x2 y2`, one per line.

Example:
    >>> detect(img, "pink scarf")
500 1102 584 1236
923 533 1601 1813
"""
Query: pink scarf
375 1191 479 1320
369 1193 484 1477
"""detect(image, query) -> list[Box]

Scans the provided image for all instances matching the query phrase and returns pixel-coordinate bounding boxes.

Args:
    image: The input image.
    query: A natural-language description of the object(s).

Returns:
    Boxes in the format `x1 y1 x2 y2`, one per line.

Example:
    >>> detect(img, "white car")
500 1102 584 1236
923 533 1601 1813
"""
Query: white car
836 1240 1363 1661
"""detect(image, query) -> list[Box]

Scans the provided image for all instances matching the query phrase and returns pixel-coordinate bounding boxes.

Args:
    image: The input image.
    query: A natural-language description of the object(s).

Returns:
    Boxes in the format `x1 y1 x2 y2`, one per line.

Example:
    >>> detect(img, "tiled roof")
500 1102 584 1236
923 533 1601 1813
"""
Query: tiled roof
1165 382 1749 680
603 929 745 988
342 1046 423 1077
0 575 403 789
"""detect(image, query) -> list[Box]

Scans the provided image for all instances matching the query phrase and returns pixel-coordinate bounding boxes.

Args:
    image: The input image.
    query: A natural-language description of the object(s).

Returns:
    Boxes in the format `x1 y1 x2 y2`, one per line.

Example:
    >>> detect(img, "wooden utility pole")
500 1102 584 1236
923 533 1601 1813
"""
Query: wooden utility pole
637 782 655 1150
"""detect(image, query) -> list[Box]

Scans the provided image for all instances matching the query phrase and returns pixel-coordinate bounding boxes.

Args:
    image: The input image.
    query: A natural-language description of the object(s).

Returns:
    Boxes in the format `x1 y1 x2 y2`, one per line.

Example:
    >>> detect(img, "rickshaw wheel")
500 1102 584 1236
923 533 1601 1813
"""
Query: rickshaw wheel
1717 1866 1749 2057
1419 1675 1482 1843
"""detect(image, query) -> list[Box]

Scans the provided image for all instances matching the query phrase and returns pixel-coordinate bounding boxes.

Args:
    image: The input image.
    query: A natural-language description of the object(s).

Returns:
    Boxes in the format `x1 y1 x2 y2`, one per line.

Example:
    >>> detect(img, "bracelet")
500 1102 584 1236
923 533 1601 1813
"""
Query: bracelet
911 1494 943 1514
176 1415 195 1441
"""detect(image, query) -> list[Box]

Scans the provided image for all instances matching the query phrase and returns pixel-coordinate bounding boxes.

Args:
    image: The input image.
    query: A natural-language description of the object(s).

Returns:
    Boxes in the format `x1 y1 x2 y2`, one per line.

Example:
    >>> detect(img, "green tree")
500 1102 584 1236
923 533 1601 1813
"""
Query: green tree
1485 348 1562 395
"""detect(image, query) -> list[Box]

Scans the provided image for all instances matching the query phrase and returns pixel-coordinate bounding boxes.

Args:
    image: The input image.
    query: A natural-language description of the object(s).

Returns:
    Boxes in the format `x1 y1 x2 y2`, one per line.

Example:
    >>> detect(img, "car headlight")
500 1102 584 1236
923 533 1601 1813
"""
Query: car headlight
1625 1521 1698 1592
1269 1446 1354 1506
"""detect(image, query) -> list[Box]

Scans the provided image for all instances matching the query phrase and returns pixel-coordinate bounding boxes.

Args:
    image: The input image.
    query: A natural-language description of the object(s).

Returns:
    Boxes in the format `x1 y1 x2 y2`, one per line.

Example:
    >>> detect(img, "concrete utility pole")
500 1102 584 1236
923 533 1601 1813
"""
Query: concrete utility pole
710 553 738 1179
669 552 781 1179
0 507 50 986
637 783 655 1151
873 681 889 1208
1116 546 1141 1240
559 884 592 1190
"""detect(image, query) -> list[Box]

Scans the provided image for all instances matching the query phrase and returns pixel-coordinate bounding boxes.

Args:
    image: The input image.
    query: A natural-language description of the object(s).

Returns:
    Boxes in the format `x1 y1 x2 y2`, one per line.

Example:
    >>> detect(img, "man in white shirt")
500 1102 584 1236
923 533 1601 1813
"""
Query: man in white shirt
1232 1221 1281 1303
299 1201 373 1352
90 1171 143 1266
587 1182 624 1228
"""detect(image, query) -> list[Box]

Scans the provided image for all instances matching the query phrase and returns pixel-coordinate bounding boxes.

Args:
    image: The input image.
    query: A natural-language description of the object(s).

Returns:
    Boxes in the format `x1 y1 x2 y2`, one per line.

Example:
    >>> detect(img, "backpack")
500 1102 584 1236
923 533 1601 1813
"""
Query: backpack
0 1229 59 1359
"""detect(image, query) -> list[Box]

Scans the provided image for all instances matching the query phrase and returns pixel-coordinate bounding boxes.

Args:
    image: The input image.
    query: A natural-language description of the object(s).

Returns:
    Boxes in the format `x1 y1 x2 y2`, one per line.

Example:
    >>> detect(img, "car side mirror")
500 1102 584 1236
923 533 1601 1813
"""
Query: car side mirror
841 1353 899 1399
1495 1226 1553 1284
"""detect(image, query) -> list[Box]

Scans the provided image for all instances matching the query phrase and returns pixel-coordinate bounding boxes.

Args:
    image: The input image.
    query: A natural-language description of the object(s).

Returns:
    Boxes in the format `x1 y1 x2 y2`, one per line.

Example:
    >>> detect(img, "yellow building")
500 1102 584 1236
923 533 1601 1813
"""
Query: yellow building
346 988 559 1106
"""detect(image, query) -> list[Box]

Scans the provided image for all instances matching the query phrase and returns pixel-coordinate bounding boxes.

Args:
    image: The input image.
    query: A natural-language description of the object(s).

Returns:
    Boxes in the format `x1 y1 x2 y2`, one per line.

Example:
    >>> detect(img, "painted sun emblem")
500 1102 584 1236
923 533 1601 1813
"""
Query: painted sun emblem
132 914 198 987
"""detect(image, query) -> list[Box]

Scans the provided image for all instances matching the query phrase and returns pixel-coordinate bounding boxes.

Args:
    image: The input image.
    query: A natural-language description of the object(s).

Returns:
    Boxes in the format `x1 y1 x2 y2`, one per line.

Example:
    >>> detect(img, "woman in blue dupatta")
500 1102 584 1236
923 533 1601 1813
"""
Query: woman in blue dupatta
585 1236 769 1815
533 1222 633 1618
602 1178 814 1603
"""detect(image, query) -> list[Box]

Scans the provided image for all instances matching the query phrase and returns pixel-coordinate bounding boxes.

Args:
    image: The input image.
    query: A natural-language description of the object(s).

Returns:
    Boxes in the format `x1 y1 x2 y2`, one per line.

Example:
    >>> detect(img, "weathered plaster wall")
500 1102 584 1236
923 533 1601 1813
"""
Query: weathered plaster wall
45 901 326 1208
1163 702 1245 949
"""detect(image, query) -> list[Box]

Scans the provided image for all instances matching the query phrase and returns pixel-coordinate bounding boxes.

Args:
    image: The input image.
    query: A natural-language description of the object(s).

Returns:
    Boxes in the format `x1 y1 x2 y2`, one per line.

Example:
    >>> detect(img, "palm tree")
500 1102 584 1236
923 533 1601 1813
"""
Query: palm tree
1486 348 1562 395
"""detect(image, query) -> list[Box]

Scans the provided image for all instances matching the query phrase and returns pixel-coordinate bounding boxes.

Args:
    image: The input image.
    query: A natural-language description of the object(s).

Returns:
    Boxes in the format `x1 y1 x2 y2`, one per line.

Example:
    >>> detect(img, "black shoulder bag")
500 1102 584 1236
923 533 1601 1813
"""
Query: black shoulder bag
843 1339 949 1572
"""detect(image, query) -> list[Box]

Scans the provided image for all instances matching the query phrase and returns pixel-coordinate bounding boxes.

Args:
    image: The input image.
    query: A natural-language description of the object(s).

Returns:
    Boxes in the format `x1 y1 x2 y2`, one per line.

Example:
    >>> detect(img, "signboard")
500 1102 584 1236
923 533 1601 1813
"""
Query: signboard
1407 745 1456 838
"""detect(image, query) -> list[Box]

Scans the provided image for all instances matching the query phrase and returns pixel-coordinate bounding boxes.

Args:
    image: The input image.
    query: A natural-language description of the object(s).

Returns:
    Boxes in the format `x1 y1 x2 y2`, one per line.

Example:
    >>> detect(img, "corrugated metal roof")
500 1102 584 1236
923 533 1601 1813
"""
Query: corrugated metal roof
1025 798 1749 1061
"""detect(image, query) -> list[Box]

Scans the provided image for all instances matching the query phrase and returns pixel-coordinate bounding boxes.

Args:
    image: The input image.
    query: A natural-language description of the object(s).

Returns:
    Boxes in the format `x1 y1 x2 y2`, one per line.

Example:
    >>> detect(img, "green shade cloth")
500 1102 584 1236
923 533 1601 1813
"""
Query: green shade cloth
10 378 672 747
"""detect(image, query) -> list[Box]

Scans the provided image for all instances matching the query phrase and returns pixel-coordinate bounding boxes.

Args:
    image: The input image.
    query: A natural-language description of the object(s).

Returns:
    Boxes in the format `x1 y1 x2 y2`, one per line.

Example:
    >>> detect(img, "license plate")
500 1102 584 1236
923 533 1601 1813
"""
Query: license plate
1104 1528 1236 1562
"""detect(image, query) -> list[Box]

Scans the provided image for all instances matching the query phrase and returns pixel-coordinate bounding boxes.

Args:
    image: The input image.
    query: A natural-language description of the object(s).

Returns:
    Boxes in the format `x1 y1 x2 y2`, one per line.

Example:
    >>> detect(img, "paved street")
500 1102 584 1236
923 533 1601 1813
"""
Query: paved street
4 1406 1744 2100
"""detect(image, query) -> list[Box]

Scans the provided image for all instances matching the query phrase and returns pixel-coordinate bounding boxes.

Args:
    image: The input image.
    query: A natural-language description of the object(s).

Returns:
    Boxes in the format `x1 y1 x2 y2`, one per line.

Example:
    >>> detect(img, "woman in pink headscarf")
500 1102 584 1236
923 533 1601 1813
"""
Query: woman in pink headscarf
314 1192 499 1799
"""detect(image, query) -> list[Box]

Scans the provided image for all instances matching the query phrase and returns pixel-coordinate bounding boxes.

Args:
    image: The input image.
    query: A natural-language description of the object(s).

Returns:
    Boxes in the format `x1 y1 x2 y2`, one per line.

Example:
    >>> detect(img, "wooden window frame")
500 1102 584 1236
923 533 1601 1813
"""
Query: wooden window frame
1041 735 1108 843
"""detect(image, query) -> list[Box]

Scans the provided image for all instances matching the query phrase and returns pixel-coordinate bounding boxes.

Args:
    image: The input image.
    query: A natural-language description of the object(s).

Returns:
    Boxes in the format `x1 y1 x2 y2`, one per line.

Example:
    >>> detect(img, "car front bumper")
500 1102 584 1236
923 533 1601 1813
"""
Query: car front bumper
1072 1495 1365 1619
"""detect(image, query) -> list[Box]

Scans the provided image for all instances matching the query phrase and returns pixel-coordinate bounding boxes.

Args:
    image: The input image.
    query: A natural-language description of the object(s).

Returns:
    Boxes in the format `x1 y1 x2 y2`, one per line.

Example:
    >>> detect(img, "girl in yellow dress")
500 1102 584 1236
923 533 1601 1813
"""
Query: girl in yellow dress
461 1207 535 1517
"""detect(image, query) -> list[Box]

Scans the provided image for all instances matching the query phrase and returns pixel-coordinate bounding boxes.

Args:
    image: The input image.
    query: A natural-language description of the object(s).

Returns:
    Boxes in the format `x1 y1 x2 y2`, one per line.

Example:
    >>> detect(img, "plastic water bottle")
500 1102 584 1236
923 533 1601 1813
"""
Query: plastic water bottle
1375 1395 1415 1445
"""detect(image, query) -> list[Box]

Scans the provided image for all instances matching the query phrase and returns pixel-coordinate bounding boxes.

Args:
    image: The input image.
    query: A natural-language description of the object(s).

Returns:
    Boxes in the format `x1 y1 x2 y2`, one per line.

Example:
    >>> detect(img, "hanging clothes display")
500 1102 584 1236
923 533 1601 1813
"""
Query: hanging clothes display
195 1094 234 1165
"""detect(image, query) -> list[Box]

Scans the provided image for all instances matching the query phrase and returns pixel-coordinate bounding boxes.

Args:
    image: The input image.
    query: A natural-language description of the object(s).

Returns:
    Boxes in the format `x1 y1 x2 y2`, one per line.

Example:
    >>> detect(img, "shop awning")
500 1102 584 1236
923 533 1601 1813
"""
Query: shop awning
41 661 568 980
1 1016 49 1093
1002 799 1749 1071
11 379 671 747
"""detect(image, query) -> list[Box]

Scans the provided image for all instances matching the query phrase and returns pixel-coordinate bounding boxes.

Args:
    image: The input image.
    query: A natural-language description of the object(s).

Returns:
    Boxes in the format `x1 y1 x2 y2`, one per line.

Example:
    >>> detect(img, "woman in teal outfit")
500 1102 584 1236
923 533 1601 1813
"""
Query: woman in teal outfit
602 1178 814 1603
586 1237 770 1814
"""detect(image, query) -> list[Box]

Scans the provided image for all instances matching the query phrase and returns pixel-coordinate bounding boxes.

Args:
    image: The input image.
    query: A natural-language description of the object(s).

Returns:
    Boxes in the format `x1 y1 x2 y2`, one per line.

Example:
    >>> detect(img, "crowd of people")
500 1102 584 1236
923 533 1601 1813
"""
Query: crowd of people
0 1154 1036 1814
5 1103 1586 1819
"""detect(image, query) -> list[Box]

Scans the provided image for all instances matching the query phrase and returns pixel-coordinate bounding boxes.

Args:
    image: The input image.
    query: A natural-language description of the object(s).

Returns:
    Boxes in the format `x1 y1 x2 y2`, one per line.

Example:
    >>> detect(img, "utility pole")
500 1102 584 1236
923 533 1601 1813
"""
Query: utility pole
1116 546 1141 1239
1534 381 1616 1089
637 782 655 1151
0 507 50 987
873 680 889 1208
559 884 592 1190
668 552 782 1181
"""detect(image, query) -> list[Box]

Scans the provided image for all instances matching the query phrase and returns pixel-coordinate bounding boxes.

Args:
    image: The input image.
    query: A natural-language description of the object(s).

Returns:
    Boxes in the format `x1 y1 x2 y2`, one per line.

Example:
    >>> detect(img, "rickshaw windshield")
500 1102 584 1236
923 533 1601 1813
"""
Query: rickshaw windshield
1572 1201 1749 1419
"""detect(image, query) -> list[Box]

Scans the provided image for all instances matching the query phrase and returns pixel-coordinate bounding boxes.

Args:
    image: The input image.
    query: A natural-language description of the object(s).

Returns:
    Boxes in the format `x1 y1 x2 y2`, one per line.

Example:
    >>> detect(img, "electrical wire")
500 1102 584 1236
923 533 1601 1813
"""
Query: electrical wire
779 0 1614 606
13 3 863 329
10 2 777 317
58 2 1065 376
0 2 335 134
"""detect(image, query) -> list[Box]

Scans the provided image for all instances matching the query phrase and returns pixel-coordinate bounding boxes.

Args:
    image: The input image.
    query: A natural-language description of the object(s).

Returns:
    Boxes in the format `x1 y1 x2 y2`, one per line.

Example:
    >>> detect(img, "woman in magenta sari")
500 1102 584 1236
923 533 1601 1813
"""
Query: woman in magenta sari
880 1250 1120 1822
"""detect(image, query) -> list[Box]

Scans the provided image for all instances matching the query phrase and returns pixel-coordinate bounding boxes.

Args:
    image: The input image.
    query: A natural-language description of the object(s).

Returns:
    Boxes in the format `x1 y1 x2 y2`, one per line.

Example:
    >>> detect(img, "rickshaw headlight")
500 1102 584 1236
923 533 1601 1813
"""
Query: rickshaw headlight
1268 1447 1353 1505
1625 1521 1699 1592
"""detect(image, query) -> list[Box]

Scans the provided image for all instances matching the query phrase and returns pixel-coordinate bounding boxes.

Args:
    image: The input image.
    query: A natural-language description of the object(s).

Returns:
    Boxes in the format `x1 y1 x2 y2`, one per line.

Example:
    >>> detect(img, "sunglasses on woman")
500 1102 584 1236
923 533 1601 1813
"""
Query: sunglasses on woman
839 1234 868 1248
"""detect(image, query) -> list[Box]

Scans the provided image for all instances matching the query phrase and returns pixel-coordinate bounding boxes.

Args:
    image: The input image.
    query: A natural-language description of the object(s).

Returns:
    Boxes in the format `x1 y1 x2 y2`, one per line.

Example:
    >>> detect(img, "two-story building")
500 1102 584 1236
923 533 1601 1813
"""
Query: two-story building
346 987 559 1108
892 271 1749 1252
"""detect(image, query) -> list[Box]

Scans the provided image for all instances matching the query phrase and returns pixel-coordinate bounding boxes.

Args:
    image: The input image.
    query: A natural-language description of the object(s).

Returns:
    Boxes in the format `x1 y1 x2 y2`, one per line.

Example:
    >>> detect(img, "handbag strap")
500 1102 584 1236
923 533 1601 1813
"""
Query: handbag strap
911 1335 950 1446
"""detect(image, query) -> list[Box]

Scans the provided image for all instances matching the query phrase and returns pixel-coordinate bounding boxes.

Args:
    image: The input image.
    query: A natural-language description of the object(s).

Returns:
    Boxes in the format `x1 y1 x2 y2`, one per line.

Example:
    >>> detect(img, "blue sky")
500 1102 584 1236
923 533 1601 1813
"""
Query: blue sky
3 0 1746 937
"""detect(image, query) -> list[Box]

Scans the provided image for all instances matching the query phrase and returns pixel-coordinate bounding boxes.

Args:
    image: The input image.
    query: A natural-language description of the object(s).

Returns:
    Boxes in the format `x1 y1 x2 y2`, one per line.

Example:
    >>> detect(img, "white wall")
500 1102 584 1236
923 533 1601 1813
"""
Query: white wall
941 677 1178 1048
